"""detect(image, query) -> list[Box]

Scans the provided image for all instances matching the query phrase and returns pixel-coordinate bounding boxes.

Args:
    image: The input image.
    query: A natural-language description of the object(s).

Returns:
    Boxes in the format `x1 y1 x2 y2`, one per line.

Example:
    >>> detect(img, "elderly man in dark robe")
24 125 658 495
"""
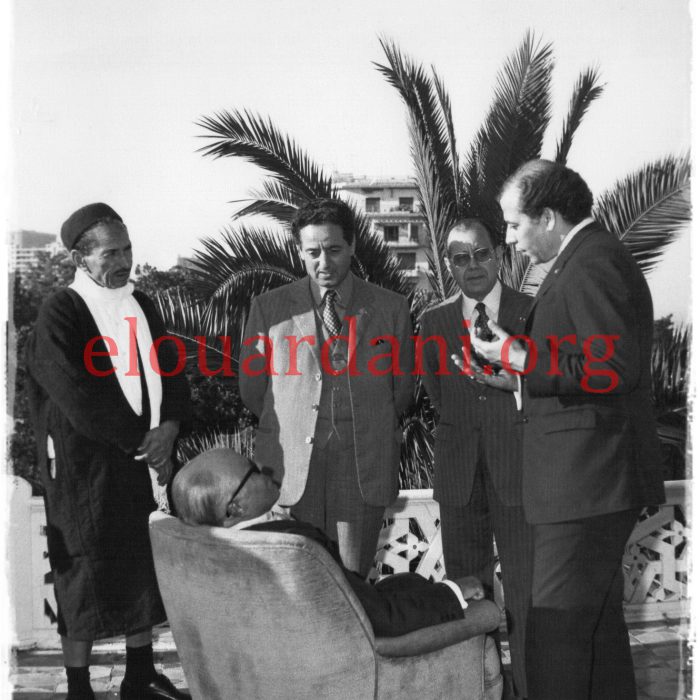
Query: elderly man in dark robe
26 203 191 700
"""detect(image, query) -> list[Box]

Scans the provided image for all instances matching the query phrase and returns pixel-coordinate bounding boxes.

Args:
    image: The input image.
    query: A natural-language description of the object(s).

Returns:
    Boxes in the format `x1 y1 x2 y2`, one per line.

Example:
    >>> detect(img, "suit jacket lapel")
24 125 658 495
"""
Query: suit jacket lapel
526 223 598 325
289 279 321 371
431 294 465 354
345 275 376 346
498 284 528 333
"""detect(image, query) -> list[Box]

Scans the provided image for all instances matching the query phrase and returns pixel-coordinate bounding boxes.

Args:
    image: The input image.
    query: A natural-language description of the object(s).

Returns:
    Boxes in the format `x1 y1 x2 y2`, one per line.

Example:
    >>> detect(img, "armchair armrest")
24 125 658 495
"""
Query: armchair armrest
374 599 501 658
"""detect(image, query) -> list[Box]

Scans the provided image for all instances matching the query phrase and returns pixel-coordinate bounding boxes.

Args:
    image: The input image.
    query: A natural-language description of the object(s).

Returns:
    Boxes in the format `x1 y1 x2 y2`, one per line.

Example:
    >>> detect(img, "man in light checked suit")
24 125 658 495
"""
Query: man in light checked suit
239 198 413 577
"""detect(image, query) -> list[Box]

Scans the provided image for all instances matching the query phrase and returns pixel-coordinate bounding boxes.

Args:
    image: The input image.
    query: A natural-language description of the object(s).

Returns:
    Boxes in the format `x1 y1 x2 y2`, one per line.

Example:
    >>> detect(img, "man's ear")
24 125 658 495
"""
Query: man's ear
70 249 85 269
221 499 244 528
543 208 556 232
494 245 504 263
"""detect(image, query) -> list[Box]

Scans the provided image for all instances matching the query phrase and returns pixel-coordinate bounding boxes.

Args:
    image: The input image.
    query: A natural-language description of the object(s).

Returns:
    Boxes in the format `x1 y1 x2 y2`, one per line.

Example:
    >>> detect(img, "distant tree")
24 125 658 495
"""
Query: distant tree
134 262 254 443
9 251 74 492
133 263 197 297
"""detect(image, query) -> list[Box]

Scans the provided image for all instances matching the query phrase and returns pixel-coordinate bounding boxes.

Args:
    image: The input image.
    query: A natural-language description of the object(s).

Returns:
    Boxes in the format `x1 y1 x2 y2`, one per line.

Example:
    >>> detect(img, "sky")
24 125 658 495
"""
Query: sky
8 0 693 321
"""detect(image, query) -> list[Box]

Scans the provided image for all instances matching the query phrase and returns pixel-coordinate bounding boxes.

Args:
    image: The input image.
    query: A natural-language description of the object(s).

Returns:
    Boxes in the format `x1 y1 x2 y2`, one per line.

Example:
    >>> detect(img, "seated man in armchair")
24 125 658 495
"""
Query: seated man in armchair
171 448 498 638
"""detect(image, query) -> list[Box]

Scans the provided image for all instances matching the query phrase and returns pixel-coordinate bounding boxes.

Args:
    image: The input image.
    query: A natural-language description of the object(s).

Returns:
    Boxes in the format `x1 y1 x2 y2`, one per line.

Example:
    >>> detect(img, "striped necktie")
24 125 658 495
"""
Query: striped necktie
322 290 342 337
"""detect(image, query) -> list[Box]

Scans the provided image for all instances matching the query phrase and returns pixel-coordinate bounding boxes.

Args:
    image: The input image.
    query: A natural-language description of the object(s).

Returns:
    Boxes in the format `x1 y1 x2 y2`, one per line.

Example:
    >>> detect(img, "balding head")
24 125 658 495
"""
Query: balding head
172 448 280 528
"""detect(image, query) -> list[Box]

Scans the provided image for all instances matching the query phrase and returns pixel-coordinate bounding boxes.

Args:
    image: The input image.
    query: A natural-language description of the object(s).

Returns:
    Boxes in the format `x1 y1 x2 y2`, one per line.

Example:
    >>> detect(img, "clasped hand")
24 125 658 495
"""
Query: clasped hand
135 420 179 485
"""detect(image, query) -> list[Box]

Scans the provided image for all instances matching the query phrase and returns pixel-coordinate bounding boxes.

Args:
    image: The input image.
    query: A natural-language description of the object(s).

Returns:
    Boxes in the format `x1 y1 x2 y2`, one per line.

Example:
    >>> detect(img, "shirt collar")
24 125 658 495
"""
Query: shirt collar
461 280 502 321
309 272 353 309
557 216 595 258
232 505 291 530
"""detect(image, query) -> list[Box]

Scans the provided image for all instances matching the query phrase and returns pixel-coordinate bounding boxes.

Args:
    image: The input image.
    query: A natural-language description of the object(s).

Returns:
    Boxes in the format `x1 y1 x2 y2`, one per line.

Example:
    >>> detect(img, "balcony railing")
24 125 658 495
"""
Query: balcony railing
8 476 689 647
370 482 689 622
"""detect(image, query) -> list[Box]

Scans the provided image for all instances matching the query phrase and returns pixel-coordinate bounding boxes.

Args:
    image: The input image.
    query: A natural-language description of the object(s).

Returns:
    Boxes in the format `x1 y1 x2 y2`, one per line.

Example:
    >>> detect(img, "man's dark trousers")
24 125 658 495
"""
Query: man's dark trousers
526 510 639 700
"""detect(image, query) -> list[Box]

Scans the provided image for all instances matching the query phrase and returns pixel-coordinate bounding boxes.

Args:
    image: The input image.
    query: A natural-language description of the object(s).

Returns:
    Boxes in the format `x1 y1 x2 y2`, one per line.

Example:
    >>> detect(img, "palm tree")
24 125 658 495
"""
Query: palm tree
160 32 691 486
375 32 690 298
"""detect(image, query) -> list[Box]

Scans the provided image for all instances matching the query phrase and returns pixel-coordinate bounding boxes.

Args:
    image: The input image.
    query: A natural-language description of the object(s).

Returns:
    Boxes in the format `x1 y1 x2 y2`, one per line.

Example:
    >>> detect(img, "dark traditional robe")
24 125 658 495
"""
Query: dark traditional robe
26 287 190 639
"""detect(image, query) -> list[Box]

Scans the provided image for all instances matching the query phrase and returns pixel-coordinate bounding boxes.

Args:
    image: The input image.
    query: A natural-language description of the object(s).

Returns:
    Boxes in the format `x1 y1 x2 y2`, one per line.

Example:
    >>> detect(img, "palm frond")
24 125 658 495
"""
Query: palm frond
399 383 436 489
516 258 553 297
593 153 691 274
375 38 460 300
155 287 206 337
177 427 255 466
154 287 240 372
499 245 530 293
432 66 464 207
230 180 303 224
651 323 689 413
185 225 305 337
197 109 335 200
554 67 605 164
408 288 438 330
410 134 459 300
464 31 554 236
375 37 459 208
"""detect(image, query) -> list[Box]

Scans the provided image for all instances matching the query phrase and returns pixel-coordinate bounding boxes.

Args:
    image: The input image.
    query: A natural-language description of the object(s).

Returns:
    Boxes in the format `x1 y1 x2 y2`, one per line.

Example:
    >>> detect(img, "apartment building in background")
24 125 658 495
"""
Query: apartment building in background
335 173 430 291
9 231 61 274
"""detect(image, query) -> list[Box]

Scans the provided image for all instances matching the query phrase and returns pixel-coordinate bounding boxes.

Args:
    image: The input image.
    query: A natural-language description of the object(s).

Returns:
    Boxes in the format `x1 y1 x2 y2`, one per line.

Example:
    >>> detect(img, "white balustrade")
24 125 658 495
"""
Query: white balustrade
9 477 689 647
372 483 689 622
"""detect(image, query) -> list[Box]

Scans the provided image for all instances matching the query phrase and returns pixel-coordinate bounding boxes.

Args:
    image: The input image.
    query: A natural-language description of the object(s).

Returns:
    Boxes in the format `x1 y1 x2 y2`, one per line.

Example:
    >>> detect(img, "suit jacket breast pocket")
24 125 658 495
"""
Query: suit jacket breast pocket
364 338 398 378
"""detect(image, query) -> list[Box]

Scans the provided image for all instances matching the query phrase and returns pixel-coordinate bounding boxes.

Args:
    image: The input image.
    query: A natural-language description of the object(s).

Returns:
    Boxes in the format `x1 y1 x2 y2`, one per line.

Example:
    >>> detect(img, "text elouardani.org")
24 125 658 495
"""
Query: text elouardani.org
81 316 624 394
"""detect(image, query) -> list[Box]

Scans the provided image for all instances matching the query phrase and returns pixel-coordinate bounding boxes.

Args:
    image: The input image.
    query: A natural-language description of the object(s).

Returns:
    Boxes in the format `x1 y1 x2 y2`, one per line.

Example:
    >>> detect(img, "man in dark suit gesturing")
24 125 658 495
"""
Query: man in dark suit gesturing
420 218 533 699
473 160 665 699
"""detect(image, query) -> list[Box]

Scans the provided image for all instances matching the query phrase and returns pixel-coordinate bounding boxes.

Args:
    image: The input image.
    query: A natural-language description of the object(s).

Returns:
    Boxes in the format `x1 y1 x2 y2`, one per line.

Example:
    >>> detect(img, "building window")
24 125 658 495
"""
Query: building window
365 197 380 213
397 252 416 270
384 226 399 242
398 197 414 212
409 223 420 242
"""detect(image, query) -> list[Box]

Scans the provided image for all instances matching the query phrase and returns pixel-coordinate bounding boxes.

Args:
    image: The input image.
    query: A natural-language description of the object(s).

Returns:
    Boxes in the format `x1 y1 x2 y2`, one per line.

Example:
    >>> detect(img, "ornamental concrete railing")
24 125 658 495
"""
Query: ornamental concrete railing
8 476 689 648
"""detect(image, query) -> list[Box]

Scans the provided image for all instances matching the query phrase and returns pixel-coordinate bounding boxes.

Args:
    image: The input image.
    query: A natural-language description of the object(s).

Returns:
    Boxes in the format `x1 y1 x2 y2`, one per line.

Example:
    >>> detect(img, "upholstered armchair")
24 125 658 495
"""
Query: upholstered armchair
149 512 503 699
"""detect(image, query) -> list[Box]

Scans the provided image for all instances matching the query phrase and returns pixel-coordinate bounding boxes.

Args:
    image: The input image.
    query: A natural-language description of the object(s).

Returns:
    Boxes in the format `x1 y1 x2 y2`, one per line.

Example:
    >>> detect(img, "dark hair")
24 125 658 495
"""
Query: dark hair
501 160 593 224
449 217 502 249
72 218 125 255
291 198 356 245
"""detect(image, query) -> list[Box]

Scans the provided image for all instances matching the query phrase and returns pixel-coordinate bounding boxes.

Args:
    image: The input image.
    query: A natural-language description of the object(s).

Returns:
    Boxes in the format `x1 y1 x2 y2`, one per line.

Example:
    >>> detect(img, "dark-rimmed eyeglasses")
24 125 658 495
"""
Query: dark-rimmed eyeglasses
227 460 260 511
449 248 494 267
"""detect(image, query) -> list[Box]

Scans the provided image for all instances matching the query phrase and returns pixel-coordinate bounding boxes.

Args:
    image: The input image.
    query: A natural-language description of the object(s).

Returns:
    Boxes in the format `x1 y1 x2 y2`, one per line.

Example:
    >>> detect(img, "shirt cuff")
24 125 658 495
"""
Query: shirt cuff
513 375 522 411
440 579 469 610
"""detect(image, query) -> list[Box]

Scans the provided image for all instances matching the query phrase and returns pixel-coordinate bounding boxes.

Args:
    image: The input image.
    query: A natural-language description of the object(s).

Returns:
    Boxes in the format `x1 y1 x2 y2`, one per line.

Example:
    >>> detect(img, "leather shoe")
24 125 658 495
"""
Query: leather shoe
120 673 191 699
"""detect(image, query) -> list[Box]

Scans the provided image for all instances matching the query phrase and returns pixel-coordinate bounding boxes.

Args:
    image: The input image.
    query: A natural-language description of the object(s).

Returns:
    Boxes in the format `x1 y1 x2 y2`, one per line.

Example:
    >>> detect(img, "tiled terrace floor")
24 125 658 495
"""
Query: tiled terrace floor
10 618 691 699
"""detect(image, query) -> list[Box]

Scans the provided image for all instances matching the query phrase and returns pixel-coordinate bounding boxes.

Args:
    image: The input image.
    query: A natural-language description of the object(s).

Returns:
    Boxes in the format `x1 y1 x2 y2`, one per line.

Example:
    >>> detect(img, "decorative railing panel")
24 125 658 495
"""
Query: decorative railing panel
372 482 689 620
622 481 688 618
10 478 689 646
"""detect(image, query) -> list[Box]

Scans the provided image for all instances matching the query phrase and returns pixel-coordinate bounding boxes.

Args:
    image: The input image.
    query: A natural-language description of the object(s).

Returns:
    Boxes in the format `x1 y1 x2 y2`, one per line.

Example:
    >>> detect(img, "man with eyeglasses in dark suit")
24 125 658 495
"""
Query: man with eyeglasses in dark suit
420 218 533 699
171 448 498 639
